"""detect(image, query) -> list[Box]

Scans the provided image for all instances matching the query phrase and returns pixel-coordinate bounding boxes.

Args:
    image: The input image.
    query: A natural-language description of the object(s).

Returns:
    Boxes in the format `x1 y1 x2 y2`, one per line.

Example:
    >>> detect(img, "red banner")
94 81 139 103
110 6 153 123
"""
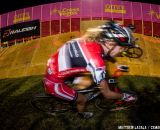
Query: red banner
132 2 142 20
91 0 103 18
0 15 1 28
1 14 7 27
50 3 61 20
32 5 41 21
70 1 80 18
61 1 71 19
111 1 124 19
142 3 151 21
8 11 15 26
1 0 160 31
151 4 160 23
123 1 132 19
42 4 51 22
24 7 32 22
81 0 91 19
103 0 112 19
14 9 24 24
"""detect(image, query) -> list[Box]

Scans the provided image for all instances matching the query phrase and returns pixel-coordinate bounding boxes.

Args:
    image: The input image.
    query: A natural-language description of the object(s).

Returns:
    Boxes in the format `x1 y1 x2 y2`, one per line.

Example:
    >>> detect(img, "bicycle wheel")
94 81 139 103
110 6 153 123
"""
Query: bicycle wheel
31 93 72 115
124 47 143 58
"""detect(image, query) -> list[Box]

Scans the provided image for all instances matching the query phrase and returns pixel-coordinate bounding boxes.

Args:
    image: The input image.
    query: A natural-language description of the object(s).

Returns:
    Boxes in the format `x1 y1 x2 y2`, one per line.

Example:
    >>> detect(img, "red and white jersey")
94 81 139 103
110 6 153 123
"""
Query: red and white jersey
45 39 106 84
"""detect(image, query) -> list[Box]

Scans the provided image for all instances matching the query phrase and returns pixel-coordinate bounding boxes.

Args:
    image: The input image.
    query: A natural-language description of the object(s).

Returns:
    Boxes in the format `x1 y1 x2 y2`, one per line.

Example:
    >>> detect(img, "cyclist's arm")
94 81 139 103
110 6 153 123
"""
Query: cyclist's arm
88 64 123 100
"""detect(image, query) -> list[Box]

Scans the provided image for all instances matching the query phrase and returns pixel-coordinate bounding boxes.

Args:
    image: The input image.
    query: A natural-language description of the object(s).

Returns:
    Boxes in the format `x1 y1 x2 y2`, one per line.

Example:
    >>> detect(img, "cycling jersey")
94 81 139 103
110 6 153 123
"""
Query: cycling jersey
44 38 106 101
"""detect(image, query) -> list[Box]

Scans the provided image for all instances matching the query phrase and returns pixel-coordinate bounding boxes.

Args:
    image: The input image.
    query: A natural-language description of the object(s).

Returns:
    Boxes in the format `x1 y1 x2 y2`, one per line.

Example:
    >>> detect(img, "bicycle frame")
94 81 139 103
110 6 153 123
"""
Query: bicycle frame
77 87 101 102
76 69 121 102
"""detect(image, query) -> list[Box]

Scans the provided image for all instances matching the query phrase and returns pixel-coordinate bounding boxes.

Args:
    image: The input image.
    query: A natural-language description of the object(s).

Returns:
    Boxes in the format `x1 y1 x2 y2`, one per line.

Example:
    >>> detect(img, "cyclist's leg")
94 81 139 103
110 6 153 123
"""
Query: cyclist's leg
44 78 87 112
73 76 94 118
76 93 87 112
44 78 78 102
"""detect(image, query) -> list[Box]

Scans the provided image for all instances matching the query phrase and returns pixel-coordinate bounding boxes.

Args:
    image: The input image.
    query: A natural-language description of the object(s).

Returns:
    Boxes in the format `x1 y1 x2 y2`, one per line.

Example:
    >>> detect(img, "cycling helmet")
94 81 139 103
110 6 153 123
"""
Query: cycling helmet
99 21 135 47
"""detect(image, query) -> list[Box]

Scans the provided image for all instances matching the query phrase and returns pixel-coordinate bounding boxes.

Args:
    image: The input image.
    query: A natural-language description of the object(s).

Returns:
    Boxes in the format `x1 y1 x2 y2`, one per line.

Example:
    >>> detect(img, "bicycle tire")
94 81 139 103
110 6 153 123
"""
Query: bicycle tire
31 93 72 115
124 47 143 58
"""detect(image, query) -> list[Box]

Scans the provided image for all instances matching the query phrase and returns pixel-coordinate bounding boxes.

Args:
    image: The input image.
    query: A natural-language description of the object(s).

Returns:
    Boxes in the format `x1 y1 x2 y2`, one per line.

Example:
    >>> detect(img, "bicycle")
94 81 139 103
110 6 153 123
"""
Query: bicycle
121 42 143 58
31 69 137 115
122 46 143 58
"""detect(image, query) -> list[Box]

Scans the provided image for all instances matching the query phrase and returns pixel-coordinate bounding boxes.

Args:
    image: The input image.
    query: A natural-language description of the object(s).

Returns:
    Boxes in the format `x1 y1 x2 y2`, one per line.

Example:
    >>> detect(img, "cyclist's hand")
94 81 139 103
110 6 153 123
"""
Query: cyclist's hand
117 65 129 72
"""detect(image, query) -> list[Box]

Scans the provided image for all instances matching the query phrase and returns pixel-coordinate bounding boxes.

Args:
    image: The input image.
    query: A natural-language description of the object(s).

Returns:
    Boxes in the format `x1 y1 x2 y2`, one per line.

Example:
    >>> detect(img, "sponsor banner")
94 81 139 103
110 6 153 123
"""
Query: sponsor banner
142 3 151 21
0 15 1 28
32 5 41 21
123 1 132 19
24 7 32 22
12 8 32 24
132 2 142 20
110 1 124 19
1 20 40 42
70 1 81 18
1 0 160 28
61 1 71 19
103 0 112 18
42 4 51 22
81 0 92 18
14 9 24 24
50 3 61 20
1 13 7 27
91 0 103 18
8 11 15 26
150 4 160 23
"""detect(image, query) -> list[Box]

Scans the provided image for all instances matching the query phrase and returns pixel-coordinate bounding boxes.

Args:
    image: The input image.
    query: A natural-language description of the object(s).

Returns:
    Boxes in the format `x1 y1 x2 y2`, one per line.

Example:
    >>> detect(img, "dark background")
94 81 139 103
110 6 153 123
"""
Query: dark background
0 0 160 15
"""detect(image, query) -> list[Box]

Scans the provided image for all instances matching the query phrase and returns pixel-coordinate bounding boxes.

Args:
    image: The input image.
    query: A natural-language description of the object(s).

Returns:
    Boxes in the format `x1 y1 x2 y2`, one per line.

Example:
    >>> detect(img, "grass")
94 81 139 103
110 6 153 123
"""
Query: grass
0 75 160 130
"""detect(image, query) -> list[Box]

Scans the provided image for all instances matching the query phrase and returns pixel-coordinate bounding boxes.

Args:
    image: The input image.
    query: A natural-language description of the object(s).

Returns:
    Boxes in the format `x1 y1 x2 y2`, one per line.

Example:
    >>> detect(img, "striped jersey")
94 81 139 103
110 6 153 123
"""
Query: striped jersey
45 38 106 84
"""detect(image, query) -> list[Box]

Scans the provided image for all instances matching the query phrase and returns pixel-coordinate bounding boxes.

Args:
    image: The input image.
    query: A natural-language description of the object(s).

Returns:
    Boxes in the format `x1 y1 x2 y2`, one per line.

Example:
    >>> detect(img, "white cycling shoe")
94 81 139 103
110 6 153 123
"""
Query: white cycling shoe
78 112 93 119
122 93 137 102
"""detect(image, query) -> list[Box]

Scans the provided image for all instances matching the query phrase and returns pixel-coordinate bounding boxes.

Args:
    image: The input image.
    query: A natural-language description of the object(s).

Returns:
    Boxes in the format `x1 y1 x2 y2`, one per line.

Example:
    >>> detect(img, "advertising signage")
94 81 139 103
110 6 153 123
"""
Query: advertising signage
1 0 160 28
1 20 40 43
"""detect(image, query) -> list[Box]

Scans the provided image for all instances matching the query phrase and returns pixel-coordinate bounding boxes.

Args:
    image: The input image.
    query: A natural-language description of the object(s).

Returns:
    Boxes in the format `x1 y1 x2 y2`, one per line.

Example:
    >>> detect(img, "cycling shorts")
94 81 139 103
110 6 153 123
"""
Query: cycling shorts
43 77 78 102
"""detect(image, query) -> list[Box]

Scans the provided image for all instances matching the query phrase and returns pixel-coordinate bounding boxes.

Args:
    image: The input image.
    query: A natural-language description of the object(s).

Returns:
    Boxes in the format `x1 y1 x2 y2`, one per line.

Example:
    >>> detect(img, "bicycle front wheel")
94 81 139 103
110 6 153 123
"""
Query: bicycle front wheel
31 93 72 115
124 47 143 58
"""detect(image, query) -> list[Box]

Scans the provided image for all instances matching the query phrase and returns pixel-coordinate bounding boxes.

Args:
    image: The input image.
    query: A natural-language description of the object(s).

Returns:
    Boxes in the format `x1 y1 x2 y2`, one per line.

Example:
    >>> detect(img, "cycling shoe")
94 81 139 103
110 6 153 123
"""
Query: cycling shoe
122 93 137 102
78 112 93 119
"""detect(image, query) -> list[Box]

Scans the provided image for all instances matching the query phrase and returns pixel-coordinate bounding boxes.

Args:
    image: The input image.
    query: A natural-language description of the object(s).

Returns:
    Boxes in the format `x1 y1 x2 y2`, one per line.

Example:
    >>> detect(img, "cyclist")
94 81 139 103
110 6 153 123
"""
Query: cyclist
43 21 137 119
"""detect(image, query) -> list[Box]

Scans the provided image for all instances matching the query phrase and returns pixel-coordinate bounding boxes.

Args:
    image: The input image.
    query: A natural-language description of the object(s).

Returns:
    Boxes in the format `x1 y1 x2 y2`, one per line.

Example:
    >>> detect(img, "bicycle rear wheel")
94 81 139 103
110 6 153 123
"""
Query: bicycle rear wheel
31 93 72 115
